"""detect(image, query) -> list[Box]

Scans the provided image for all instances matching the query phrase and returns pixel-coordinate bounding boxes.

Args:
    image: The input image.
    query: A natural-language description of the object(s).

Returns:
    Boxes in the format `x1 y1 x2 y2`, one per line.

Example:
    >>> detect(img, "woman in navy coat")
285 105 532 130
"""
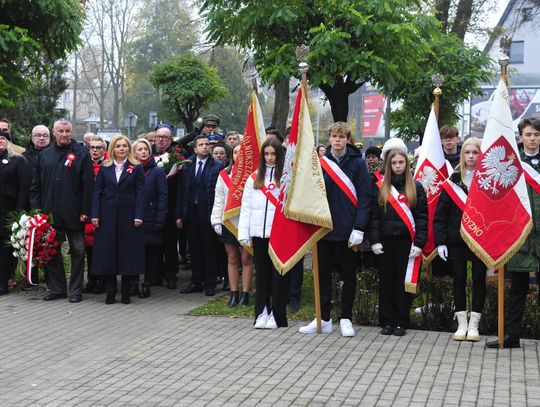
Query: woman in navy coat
133 138 167 298
91 135 145 305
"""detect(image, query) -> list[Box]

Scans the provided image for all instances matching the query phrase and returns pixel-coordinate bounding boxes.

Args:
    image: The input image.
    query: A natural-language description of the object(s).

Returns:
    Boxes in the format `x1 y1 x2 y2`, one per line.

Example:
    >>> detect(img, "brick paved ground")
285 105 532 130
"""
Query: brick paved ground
1 282 540 407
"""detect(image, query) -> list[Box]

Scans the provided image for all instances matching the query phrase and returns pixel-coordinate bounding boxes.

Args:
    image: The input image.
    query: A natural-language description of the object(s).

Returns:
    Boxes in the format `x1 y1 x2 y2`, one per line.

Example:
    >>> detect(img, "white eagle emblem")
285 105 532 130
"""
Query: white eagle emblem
279 144 296 210
477 145 519 194
416 165 442 197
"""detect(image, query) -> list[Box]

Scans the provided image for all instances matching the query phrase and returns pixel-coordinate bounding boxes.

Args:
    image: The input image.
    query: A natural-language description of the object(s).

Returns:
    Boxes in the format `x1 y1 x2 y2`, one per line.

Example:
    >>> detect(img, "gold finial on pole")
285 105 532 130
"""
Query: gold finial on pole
296 44 310 91
431 73 444 122
499 35 512 87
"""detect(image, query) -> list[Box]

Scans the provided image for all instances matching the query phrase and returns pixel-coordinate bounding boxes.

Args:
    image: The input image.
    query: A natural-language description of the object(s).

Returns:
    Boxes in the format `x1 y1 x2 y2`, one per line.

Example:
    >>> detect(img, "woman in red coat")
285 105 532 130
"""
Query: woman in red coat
91 135 145 304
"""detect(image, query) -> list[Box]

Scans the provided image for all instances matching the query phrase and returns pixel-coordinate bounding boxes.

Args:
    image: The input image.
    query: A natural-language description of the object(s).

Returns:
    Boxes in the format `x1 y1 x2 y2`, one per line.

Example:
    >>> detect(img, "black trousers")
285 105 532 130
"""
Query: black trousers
185 206 217 288
506 271 530 338
145 245 161 283
317 239 357 321
451 257 486 313
253 237 289 327
45 228 85 296
288 257 304 305
379 237 412 327
0 243 13 290
159 220 179 283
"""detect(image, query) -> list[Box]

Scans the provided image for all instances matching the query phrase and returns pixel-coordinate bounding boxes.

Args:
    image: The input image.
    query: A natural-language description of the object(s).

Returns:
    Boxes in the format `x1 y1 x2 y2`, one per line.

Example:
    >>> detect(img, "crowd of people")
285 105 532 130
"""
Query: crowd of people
1 114 539 348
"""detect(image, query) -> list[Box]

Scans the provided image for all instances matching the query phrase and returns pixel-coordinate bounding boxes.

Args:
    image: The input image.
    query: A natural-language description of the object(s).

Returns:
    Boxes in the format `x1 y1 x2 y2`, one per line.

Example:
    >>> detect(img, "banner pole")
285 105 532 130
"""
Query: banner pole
311 244 322 333
497 267 504 348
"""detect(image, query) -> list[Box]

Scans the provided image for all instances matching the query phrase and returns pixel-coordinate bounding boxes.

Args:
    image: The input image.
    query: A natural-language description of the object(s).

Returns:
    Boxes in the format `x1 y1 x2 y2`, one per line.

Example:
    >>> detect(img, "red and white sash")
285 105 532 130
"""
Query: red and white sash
374 171 421 293
320 156 358 207
219 169 231 189
441 179 467 212
250 172 278 207
523 162 540 195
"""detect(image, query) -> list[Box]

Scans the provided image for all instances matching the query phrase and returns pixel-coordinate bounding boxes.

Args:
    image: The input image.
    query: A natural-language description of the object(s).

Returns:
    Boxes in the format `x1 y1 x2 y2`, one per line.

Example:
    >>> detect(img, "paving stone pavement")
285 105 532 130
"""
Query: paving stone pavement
1 283 540 407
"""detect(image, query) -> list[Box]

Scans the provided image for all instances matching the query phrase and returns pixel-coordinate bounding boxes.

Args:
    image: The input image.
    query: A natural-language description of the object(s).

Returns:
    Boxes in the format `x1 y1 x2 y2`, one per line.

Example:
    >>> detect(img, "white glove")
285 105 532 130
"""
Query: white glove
409 245 422 258
371 243 384 255
213 224 223 235
437 245 448 262
348 230 364 247
239 239 251 248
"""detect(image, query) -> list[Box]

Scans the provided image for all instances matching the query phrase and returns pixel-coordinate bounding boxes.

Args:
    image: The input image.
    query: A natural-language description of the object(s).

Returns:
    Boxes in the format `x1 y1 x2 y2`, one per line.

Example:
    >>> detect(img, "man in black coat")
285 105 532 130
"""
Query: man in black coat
175 134 223 296
30 119 94 303
0 131 31 295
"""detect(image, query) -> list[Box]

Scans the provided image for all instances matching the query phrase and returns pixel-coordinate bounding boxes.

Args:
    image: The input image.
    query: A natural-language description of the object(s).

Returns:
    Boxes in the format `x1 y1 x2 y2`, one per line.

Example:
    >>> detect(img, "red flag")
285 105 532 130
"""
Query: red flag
461 79 532 269
222 91 264 236
414 107 450 261
268 85 332 274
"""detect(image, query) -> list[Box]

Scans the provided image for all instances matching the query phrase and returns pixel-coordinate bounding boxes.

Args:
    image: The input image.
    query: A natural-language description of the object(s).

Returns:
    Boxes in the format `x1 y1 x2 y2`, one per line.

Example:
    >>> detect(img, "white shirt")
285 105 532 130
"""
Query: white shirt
114 158 127 182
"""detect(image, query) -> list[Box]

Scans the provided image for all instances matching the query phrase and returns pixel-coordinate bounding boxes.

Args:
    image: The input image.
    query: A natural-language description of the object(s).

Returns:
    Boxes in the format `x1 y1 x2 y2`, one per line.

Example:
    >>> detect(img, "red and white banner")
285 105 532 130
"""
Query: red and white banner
460 79 532 269
223 91 264 237
269 85 333 274
414 106 450 262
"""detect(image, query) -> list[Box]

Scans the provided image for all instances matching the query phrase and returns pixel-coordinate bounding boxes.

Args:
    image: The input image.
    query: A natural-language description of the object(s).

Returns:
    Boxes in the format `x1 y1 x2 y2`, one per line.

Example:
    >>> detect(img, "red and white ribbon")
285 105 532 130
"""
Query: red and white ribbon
374 171 421 293
25 215 47 285
65 153 76 167
441 179 467 211
522 162 540 195
320 156 358 207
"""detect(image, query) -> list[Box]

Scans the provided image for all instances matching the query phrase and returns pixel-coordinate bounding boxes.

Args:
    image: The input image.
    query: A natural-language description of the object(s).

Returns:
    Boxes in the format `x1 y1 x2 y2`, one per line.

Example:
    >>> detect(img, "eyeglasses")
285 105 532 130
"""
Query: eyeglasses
89 146 104 150
0 136 8 141
155 135 170 140
33 133 50 138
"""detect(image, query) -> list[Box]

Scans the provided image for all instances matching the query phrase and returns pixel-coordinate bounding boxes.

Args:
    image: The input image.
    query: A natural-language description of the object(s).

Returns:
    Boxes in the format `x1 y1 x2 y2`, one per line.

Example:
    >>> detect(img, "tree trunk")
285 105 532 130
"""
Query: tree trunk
434 0 451 33
272 77 290 136
451 0 473 40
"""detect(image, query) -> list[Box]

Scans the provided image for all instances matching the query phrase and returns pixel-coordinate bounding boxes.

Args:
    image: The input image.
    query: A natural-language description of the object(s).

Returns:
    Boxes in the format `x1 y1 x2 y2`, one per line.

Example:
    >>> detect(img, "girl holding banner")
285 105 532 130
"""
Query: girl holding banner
369 140 427 336
238 139 288 329
434 137 487 342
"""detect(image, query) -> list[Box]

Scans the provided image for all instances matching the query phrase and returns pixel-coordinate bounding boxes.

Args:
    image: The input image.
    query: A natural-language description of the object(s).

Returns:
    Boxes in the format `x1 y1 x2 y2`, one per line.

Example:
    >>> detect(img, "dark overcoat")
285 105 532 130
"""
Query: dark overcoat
141 158 168 246
0 151 31 238
91 161 145 276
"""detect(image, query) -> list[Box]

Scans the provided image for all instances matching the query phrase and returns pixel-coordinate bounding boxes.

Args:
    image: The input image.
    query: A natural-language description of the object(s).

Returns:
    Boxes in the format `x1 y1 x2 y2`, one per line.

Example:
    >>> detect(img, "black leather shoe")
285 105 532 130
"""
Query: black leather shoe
222 281 230 291
486 335 521 349
393 326 406 336
238 292 250 306
21 282 38 291
180 284 203 294
139 283 150 299
93 280 105 294
130 281 140 296
43 293 67 301
166 281 177 289
69 295 82 303
83 280 96 293
228 291 239 307
205 286 216 296
381 325 393 335
105 293 116 304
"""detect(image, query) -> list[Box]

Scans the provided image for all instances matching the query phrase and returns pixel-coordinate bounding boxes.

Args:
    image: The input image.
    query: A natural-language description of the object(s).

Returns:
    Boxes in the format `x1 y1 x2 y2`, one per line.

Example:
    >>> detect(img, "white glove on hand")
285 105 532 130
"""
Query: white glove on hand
348 230 364 247
409 245 422 258
371 243 384 255
437 245 448 262
213 224 223 235
239 239 251 248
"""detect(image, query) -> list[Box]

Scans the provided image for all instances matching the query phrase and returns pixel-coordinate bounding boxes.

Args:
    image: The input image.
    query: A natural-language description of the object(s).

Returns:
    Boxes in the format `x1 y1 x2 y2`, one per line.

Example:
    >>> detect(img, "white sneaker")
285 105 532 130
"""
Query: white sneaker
298 318 332 334
265 312 277 329
254 307 268 329
340 319 355 337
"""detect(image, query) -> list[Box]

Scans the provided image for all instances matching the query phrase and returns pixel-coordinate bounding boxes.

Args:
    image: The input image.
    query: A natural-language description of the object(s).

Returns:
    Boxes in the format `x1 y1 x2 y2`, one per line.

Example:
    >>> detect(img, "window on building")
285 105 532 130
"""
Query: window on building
509 41 524 64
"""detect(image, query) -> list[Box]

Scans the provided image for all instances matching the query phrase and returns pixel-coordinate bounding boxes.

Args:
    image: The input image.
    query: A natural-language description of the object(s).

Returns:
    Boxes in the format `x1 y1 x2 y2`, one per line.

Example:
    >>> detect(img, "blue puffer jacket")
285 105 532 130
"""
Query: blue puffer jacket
322 145 373 241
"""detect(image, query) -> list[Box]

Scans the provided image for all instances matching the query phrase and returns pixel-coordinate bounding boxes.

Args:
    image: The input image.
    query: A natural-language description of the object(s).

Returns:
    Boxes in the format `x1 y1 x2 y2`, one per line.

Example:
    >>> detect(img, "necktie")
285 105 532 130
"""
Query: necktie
195 160 203 184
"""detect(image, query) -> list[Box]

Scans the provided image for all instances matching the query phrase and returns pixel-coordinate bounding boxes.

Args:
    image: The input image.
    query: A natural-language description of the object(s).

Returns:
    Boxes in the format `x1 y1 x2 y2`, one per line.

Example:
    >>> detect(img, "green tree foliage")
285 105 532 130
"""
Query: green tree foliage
0 0 84 106
199 0 440 123
150 54 228 132
205 47 251 133
2 58 69 145
391 34 492 141
124 0 198 130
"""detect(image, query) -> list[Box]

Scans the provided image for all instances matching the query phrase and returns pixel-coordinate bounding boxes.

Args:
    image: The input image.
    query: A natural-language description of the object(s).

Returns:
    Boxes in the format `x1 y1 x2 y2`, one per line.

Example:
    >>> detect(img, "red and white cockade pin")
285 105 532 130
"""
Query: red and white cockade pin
398 193 408 203
126 165 135 174
267 183 276 190
65 153 76 167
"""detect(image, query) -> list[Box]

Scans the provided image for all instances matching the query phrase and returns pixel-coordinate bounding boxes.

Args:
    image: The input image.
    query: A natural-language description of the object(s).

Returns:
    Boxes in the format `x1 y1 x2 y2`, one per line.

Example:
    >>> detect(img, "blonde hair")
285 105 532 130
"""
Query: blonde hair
103 135 137 167
378 149 417 209
133 138 152 159
459 137 482 180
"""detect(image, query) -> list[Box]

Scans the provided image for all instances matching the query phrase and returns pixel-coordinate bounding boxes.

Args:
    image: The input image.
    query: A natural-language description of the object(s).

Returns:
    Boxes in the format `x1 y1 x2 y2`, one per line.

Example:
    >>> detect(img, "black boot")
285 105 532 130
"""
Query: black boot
228 291 239 307
130 280 140 297
238 291 249 306
121 277 131 304
83 277 96 293
93 279 105 294
139 283 151 299
105 276 117 304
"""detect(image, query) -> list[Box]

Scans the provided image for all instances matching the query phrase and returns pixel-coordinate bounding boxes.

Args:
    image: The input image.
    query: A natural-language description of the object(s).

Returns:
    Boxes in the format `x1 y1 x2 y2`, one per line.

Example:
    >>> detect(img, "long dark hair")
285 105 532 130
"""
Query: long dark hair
253 138 284 189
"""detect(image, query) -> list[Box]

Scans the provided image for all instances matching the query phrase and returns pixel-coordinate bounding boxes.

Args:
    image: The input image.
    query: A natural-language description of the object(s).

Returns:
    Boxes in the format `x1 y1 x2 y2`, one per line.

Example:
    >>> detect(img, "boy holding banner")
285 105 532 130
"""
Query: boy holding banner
298 122 372 337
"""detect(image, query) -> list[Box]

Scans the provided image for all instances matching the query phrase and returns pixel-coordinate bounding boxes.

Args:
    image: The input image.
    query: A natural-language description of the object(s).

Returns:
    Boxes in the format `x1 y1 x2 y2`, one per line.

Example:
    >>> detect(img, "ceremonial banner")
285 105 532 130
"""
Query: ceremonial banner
269 85 333 274
460 79 532 269
414 106 450 261
223 91 265 236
